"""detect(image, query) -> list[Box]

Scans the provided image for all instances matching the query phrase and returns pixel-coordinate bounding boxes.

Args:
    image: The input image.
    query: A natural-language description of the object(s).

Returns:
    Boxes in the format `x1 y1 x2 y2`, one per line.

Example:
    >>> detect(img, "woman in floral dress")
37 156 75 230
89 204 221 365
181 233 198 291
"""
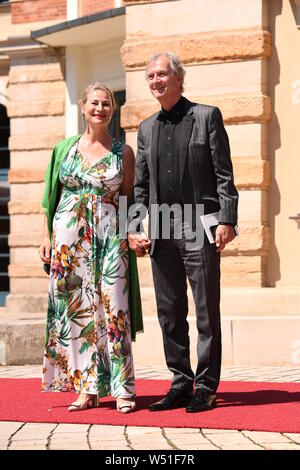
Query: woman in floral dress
39 83 144 413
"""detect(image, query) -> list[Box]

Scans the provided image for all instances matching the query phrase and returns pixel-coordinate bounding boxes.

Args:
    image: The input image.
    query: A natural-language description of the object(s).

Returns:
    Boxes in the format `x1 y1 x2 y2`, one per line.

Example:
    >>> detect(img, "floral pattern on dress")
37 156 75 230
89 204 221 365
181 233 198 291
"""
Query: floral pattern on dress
42 139 135 399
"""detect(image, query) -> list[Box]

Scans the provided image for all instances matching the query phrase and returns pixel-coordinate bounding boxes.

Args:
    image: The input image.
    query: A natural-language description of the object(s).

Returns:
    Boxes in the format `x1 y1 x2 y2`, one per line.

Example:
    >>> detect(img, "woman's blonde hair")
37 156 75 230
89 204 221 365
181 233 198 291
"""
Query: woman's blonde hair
80 82 116 110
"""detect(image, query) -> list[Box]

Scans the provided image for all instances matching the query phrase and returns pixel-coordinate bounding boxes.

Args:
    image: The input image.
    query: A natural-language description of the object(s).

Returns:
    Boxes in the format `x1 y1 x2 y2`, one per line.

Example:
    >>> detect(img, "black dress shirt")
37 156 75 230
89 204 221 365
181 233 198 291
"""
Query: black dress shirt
157 96 186 207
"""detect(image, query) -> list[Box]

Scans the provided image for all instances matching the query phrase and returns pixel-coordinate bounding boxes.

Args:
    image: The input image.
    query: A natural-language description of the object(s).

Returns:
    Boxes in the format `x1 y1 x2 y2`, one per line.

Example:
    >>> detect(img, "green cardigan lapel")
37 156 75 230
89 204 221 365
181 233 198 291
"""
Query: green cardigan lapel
42 134 81 238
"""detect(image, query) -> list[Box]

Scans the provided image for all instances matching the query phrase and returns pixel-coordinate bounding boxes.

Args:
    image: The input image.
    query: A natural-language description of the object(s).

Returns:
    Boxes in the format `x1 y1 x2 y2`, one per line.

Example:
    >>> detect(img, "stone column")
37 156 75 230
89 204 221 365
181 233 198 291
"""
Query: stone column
5 38 65 314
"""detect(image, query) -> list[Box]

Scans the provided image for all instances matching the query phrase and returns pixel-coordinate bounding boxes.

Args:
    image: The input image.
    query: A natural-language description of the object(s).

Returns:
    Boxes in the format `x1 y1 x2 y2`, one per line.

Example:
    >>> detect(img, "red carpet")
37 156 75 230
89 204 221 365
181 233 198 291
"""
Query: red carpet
0 378 300 433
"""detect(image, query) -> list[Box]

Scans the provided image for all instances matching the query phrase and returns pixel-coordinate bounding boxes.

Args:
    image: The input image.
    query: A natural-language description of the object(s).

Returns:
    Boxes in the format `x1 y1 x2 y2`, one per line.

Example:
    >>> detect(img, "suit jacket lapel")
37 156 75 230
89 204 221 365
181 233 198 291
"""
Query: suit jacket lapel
179 111 194 183
151 119 160 194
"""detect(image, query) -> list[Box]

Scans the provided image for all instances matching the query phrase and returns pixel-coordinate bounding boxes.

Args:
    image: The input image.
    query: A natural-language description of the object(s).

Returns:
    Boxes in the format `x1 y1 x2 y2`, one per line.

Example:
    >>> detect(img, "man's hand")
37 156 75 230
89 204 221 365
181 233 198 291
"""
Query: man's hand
128 233 151 257
215 225 236 253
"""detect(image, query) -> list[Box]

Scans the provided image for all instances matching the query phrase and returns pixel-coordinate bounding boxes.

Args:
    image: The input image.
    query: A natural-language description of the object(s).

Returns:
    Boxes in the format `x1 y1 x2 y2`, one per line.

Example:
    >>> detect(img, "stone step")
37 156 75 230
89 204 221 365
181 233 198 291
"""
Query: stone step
1 308 300 367
5 288 300 316
5 294 48 313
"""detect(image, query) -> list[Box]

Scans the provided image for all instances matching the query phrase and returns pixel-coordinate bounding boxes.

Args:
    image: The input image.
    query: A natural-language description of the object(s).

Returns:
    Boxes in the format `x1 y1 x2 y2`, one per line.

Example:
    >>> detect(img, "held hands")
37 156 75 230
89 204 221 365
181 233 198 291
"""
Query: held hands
128 233 151 257
128 225 235 255
39 237 51 263
215 224 236 253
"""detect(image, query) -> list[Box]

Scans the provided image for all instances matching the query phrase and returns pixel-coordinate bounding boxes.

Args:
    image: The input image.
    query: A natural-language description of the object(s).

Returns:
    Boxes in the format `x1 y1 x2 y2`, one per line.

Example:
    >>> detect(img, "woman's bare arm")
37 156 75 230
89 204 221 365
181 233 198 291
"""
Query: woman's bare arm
120 144 135 199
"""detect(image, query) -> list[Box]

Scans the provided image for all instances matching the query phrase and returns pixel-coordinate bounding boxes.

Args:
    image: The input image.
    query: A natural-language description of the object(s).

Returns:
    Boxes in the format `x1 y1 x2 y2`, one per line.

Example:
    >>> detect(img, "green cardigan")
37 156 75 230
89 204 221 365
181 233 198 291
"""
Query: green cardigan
42 135 143 341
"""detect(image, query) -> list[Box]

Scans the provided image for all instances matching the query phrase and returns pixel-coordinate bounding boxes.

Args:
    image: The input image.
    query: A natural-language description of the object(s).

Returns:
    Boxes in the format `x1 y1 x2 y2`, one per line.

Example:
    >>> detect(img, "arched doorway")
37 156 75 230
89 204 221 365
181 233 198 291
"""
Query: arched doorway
0 103 10 306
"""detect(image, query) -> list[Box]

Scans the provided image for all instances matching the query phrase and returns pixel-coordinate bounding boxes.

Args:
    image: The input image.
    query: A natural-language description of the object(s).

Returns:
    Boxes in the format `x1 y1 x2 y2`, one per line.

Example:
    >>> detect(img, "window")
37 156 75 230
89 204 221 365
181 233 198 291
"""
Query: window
108 90 125 143
0 103 10 306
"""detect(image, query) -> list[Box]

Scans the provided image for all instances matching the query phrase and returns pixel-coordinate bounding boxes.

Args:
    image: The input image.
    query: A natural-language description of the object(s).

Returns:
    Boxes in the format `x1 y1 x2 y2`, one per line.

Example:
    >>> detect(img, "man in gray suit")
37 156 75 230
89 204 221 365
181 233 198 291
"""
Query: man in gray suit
128 52 238 412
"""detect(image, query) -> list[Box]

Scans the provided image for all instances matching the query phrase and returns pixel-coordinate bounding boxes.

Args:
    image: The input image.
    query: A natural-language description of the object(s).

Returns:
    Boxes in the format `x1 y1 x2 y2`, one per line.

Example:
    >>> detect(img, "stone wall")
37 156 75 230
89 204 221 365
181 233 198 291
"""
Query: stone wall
121 0 270 287
6 44 66 313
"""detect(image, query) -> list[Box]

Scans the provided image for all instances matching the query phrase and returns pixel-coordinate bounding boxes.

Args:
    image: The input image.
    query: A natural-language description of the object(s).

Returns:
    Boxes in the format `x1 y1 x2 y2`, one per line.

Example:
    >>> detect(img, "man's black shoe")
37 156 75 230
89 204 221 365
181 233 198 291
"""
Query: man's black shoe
149 388 193 411
186 389 216 413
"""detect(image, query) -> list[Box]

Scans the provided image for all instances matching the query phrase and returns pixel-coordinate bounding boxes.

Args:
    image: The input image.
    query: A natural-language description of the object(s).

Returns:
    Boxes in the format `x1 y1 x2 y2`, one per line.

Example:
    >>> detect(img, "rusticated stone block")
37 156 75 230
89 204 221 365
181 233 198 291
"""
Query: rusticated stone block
121 101 159 129
9 134 64 151
226 123 268 157
10 214 44 234
7 100 65 118
9 65 64 84
8 82 65 103
221 255 267 287
8 200 43 214
4 293 48 313
233 157 270 190
0 320 45 365
11 116 65 136
9 264 46 278
10 151 51 169
238 190 268 224
126 61 267 103
11 183 45 201
224 225 270 254
181 29 271 63
9 233 42 247
10 277 49 294
121 29 271 69
10 247 41 265
8 170 45 184
121 94 271 129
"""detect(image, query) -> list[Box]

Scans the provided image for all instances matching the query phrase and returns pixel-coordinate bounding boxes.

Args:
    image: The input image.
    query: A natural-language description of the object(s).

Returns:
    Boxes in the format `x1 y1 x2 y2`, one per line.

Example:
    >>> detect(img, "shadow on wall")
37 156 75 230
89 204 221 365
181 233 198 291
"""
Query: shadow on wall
267 0 282 285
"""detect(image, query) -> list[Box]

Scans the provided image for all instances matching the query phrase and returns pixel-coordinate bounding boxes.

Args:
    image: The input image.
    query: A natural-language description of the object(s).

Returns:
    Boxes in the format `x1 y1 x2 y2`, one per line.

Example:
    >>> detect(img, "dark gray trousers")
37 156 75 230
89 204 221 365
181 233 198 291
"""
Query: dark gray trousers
150 220 221 394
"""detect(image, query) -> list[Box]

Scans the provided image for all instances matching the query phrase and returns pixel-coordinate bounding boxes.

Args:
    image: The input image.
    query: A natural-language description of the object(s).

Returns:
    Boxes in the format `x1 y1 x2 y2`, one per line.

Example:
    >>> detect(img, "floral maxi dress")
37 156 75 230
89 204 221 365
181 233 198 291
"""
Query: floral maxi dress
42 139 136 399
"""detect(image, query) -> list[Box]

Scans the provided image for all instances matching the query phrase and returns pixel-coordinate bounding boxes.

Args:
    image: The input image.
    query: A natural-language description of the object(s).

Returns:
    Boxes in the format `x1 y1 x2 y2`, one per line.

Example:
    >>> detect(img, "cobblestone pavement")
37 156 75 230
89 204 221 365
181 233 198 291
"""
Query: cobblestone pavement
0 365 299 451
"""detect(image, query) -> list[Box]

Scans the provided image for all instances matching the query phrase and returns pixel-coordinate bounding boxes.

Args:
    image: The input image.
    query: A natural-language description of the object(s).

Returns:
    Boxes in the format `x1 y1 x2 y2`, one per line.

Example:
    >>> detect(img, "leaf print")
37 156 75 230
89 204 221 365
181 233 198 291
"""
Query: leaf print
58 317 71 347
45 294 56 346
120 359 134 382
46 348 58 360
76 321 95 340
66 215 77 229
78 226 84 238
79 341 89 354
55 193 72 219
67 293 92 327
103 262 120 285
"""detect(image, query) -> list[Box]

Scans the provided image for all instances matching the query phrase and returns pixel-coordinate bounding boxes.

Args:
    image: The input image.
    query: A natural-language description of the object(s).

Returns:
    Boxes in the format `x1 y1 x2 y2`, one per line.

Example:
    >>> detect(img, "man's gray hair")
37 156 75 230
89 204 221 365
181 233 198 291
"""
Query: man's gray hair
146 52 186 92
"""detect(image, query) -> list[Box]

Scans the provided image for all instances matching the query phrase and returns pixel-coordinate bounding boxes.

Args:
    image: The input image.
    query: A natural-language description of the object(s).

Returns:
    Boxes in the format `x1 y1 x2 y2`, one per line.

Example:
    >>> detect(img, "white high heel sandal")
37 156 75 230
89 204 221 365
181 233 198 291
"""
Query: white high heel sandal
116 398 136 414
68 393 99 412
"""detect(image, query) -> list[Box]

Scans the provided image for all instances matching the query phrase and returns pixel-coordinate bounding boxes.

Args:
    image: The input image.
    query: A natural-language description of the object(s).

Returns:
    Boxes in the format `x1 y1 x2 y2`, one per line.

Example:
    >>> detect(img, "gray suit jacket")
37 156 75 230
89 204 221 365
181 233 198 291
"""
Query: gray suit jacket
130 96 239 255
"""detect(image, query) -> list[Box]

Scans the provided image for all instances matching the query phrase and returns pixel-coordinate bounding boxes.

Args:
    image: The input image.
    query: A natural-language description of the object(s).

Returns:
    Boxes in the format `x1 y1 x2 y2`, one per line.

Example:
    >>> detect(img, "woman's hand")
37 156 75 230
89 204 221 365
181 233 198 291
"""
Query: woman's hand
39 236 51 263
128 233 151 257
39 214 52 263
